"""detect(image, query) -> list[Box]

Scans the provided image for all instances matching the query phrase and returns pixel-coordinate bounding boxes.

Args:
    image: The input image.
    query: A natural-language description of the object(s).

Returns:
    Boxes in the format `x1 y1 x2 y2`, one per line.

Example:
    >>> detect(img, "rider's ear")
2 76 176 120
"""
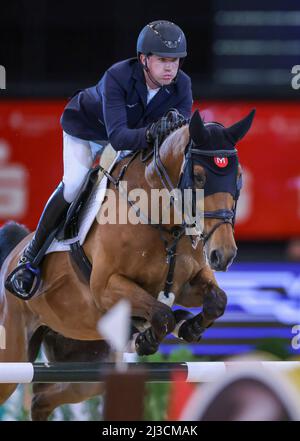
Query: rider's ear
225 109 256 144
189 110 209 146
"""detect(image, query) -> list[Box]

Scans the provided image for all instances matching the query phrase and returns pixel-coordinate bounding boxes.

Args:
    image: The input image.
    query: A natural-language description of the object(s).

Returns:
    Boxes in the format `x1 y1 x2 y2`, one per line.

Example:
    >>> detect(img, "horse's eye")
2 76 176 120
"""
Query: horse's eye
194 174 206 187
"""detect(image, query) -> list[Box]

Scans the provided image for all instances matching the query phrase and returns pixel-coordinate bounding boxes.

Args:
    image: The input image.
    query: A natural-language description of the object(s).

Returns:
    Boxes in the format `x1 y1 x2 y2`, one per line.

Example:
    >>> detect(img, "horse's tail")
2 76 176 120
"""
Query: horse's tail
0 221 30 270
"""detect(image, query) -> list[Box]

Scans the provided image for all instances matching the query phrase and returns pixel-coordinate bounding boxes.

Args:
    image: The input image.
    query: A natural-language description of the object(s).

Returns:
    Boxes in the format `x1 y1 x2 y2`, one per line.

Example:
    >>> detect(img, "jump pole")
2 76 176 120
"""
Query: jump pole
0 361 299 384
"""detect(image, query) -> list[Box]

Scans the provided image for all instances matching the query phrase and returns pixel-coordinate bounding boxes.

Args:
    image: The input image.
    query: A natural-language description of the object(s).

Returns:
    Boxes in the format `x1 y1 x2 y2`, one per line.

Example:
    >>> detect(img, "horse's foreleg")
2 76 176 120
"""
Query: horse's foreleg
175 265 227 342
93 274 175 355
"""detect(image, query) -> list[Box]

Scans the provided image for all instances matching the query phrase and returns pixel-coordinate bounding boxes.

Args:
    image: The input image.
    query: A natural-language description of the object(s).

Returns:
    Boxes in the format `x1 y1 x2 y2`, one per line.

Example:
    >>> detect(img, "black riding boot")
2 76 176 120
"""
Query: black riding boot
5 182 70 300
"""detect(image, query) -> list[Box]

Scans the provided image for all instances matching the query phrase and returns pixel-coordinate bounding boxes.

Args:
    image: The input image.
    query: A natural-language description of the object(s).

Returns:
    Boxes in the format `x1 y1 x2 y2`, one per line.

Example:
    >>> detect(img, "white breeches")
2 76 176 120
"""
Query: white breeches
62 131 105 203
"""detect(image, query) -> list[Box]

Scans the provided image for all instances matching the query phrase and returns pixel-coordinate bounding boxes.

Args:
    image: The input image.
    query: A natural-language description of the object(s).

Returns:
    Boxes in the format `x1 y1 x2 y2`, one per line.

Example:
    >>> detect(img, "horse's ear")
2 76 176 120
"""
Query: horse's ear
225 109 256 143
189 110 208 146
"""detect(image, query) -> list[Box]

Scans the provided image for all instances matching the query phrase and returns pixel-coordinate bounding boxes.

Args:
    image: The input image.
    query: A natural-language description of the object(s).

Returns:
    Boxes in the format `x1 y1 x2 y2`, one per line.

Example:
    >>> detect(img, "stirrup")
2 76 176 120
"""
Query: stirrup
5 262 41 301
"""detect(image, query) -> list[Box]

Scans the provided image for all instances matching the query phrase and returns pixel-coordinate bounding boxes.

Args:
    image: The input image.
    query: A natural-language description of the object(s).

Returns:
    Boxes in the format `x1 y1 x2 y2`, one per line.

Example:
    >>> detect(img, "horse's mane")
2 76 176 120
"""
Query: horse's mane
160 124 190 161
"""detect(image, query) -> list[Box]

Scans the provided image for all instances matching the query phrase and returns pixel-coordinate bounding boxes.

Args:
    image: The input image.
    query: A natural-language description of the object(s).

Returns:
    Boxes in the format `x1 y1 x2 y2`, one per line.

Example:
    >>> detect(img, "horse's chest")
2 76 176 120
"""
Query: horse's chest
128 247 199 294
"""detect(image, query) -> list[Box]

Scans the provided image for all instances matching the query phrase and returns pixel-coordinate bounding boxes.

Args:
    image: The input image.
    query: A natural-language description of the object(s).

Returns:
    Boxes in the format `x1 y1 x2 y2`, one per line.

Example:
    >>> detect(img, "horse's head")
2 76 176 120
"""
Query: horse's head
187 108 255 270
144 108 255 271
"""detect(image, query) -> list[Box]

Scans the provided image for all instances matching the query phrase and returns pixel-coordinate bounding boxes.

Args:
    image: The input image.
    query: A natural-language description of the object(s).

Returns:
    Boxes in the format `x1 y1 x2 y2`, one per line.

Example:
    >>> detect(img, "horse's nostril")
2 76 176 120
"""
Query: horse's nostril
210 249 221 267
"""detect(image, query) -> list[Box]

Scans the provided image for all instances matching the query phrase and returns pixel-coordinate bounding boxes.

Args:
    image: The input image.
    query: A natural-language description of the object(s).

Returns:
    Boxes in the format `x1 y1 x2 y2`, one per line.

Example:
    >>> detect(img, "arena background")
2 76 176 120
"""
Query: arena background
0 0 299 420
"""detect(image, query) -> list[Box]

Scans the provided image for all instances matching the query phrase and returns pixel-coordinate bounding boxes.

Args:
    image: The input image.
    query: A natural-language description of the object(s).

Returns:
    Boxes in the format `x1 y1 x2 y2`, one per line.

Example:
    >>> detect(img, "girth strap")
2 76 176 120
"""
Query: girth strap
159 226 185 297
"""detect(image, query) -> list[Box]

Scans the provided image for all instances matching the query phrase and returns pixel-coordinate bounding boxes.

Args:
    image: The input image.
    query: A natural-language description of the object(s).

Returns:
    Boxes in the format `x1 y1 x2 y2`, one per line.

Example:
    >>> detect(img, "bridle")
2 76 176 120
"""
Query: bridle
151 116 242 246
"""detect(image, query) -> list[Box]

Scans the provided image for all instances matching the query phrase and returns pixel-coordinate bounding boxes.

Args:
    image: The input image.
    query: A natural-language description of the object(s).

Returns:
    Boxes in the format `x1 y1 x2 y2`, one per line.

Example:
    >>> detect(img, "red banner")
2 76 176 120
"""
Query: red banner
0 101 64 230
195 101 300 239
0 100 299 239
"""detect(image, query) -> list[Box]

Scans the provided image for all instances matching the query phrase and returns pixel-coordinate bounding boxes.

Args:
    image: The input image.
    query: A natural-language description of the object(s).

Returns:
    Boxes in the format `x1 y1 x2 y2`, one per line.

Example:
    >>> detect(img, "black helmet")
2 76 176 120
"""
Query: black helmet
137 20 187 58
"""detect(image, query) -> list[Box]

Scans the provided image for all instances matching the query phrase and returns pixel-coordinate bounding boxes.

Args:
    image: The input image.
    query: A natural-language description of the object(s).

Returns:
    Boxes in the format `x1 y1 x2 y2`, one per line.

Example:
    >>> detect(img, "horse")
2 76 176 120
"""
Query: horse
0 108 255 419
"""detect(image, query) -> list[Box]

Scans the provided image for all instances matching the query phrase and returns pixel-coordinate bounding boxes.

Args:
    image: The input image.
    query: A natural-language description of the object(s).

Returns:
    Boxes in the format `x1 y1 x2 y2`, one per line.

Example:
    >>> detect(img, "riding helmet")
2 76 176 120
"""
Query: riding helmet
137 20 187 58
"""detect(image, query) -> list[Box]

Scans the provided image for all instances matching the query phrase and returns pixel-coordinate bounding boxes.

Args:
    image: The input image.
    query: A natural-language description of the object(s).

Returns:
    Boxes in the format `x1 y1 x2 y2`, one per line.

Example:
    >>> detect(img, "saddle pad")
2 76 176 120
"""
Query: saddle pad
46 144 118 254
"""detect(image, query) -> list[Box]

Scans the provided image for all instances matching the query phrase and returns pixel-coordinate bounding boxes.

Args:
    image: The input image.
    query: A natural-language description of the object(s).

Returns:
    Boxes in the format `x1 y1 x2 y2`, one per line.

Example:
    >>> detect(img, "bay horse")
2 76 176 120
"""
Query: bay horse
0 108 255 419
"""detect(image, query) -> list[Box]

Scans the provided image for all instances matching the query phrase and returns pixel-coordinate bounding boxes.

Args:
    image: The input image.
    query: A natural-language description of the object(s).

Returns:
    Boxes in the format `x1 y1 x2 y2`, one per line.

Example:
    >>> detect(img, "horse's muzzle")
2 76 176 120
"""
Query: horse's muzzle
209 246 237 271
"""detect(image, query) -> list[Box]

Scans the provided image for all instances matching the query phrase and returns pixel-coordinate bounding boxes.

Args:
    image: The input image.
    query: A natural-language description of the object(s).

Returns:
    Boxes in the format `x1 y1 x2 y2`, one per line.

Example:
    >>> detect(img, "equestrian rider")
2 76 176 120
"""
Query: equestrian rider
7 20 193 298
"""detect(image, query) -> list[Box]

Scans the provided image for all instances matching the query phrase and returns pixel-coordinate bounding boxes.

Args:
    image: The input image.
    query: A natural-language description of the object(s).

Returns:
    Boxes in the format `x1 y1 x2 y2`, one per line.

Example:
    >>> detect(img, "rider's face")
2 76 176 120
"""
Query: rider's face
140 54 180 88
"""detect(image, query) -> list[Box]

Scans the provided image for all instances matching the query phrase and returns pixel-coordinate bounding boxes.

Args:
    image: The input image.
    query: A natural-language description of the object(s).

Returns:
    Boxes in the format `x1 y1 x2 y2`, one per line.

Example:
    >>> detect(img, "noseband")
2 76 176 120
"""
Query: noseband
201 209 235 245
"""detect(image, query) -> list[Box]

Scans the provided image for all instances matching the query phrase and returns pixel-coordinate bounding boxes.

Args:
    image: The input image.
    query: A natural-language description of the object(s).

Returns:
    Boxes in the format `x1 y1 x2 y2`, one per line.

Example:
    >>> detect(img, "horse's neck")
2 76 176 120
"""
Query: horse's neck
122 155 149 193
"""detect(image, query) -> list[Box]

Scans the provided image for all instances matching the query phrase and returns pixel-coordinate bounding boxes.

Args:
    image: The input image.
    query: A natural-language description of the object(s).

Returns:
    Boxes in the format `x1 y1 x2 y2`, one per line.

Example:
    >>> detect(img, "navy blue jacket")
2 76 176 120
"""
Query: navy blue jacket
60 58 193 151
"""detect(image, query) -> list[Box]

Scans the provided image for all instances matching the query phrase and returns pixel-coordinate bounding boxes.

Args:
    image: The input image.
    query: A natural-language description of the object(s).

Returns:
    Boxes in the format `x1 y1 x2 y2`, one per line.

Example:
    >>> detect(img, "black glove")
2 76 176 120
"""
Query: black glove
146 112 186 145
146 120 163 144
146 118 174 145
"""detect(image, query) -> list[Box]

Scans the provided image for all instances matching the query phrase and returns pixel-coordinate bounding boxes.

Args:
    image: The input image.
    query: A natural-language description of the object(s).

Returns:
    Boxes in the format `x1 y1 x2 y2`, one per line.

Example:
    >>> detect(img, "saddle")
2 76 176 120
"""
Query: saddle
55 144 118 282
56 166 100 242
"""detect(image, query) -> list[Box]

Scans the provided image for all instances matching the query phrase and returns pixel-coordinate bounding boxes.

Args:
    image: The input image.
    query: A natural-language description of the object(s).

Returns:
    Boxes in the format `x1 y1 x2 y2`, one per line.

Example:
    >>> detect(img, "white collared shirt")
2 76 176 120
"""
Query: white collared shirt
147 85 160 104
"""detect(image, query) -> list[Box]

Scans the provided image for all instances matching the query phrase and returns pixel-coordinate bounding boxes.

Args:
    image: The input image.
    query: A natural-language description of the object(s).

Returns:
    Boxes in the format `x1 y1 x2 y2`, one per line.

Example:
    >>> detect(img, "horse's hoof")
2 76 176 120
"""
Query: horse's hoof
178 317 205 343
135 328 159 356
